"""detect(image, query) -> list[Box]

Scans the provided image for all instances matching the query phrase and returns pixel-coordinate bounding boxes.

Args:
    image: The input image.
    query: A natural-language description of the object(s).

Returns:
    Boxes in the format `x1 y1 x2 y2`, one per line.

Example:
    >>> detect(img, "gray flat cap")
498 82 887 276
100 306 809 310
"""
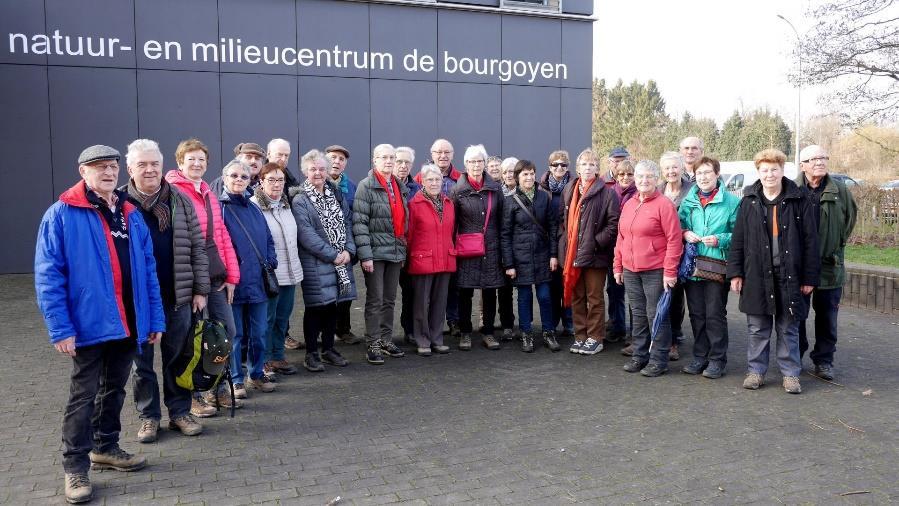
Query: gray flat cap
78 145 121 165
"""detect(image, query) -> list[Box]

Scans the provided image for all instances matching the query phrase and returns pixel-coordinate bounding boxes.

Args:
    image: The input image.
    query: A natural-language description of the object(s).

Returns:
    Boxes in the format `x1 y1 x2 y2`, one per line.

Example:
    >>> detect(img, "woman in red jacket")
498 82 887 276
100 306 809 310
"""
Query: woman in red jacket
406 164 457 356
613 160 683 377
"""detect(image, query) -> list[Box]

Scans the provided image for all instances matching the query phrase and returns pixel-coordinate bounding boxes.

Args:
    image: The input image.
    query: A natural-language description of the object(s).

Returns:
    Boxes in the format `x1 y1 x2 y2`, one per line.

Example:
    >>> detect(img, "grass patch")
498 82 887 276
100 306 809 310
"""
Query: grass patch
845 244 899 268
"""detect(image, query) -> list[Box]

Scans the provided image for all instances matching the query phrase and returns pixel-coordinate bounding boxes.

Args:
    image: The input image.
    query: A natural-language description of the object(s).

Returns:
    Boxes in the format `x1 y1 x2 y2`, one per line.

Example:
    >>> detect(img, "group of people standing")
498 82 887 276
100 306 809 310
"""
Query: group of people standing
35 134 856 504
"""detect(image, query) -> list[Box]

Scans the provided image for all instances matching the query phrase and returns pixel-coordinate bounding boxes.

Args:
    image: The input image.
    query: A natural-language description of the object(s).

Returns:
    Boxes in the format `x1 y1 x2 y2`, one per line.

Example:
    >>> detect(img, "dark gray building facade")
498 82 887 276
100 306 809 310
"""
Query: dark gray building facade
0 0 593 273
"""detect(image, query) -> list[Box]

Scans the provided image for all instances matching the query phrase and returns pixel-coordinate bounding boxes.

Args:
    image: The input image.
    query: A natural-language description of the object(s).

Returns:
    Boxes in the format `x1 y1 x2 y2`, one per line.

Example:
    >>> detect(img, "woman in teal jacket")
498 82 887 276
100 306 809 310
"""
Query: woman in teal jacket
677 157 739 379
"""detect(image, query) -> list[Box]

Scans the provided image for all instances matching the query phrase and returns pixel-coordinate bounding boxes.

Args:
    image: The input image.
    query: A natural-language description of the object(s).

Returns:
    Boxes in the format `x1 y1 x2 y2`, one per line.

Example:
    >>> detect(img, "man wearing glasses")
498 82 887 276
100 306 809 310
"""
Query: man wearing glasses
605 146 629 186
796 145 857 381
35 145 165 503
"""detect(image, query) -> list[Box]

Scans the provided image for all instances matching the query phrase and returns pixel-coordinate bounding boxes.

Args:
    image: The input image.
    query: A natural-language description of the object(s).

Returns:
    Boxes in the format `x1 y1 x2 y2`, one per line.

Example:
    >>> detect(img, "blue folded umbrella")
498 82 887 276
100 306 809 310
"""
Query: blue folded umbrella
677 242 697 283
651 289 672 339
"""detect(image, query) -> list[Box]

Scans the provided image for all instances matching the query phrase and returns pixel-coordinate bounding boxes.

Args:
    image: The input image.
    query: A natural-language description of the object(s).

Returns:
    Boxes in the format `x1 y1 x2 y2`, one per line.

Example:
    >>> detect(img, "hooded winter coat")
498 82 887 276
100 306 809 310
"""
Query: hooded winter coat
165 169 240 285
501 188 558 286
558 177 620 270
252 189 303 286
35 181 166 348
292 182 358 307
220 192 277 305
450 174 505 289
726 177 820 318
795 173 857 289
352 170 410 263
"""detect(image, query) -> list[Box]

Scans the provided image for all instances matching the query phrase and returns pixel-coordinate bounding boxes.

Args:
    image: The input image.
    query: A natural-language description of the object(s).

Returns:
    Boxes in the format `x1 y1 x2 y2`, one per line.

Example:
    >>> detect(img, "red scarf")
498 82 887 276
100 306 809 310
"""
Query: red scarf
699 188 719 208
467 174 483 191
562 178 596 306
374 170 405 238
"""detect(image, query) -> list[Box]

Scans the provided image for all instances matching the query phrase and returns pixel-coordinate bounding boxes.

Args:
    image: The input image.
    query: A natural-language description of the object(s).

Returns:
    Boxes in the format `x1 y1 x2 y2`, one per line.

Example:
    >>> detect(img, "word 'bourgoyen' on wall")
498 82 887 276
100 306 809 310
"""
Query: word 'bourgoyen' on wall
7 31 569 84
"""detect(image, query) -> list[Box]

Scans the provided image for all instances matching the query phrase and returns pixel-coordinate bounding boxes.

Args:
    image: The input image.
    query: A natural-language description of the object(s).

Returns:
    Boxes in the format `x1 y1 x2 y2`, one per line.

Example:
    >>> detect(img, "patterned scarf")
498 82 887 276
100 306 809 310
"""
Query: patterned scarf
547 172 570 194
502 184 517 197
303 180 352 294
127 178 171 232
423 191 444 220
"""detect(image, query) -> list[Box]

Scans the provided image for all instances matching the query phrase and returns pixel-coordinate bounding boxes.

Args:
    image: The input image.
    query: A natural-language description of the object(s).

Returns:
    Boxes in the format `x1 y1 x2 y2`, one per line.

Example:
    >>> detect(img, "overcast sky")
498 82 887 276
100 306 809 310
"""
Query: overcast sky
592 0 823 127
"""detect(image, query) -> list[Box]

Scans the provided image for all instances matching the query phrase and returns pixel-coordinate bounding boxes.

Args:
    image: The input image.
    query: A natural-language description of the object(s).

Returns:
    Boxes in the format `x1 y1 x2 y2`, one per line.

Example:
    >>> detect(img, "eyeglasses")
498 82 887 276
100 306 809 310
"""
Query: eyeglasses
431 150 452 156
87 162 119 172
466 159 485 164
550 162 569 168
227 173 250 180
801 156 829 163
617 172 635 177
264 178 285 184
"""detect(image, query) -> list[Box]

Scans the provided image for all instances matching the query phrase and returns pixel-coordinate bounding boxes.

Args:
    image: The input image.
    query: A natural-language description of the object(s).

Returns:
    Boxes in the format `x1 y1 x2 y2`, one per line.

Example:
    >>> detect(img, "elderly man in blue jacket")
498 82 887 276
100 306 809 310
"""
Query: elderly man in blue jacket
35 145 165 504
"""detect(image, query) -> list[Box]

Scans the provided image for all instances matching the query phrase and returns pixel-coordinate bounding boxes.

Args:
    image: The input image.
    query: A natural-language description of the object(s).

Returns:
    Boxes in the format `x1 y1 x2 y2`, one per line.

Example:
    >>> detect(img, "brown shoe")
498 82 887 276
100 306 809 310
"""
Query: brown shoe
270 359 298 375
783 376 802 394
483 334 501 350
620 344 635 357
64 473 92 503
742 372 765 390
203 390 242 409
190 397 217 418
669 343 680 361
136 419 159 443
89 447 146 472
168 414 203 436
284 336 304 350
246 376 276 393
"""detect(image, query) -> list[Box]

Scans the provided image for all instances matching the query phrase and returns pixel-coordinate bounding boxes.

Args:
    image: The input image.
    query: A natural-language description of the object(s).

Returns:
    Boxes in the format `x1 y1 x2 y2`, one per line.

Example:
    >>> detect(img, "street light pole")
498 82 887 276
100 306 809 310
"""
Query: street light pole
778 14 801 168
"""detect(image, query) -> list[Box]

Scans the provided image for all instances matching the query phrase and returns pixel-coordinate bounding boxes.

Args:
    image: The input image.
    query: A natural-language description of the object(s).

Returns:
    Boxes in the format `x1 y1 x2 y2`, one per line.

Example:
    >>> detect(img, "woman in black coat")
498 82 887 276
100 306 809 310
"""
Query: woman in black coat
451 144 505 351
501 160 559 352
727 149 819 395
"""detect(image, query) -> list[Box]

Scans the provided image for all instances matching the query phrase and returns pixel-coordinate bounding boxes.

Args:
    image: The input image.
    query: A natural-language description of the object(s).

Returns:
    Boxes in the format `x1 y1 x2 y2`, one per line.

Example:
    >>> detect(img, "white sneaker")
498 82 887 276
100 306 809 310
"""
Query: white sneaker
579 338 604 355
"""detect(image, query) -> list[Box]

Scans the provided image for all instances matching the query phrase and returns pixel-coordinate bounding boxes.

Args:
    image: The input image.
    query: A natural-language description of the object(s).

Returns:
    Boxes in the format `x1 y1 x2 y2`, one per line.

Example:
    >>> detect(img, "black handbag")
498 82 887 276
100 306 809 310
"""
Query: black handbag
225 206 280 297
203 194 228 286
693 255 727 283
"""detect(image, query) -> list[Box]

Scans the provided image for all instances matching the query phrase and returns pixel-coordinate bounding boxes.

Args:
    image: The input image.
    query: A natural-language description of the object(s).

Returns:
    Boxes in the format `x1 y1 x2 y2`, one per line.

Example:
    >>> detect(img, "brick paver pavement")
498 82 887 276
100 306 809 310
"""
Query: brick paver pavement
2 272 897 505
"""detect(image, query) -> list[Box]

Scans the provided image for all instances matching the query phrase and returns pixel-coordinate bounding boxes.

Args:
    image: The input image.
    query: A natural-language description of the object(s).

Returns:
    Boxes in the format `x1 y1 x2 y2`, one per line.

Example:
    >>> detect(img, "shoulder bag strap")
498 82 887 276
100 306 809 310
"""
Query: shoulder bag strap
203 193 216 247
512 193 548 237
482 192 493 233
224 205 267 266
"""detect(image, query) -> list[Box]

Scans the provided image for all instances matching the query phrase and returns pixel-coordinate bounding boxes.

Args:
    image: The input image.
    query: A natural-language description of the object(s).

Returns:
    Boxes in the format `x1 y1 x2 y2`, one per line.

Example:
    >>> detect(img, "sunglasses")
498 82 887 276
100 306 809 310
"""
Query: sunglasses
227 173 250 180
550 162 569 168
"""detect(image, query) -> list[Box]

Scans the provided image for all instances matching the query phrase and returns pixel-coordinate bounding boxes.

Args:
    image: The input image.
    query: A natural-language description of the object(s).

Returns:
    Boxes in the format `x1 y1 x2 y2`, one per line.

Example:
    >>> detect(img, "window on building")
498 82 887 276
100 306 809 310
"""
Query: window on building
502 0 561 12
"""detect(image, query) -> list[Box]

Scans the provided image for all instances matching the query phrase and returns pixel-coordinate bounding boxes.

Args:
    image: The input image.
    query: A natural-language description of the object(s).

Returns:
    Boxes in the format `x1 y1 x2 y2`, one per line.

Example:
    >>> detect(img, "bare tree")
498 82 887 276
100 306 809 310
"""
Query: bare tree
796 0 898 125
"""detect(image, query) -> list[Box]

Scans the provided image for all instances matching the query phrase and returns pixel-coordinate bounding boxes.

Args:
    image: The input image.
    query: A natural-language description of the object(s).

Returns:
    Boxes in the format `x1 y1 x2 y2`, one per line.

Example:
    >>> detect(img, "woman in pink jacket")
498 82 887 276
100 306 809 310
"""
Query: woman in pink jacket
164 138 241 411
613 160 683 377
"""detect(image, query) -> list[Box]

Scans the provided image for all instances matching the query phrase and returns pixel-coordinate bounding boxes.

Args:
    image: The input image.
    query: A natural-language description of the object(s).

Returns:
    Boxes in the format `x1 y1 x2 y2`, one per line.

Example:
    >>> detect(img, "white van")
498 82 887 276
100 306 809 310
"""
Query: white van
719 161 797 196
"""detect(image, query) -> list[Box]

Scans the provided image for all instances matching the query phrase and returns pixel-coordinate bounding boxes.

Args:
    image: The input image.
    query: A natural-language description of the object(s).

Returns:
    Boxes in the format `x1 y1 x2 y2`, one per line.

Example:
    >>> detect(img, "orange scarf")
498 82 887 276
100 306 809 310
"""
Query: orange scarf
374 170 405 238
562 178 595 306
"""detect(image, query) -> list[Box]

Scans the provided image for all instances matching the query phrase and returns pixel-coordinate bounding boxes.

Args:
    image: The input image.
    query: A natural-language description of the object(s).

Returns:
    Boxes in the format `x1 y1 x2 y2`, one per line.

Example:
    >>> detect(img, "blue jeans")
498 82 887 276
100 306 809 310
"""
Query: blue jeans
517 282 553 333
266 285 296 362
231 301 268 384
798 287 842 366
623 269 670 367
746 311 801 377
606 271 626 333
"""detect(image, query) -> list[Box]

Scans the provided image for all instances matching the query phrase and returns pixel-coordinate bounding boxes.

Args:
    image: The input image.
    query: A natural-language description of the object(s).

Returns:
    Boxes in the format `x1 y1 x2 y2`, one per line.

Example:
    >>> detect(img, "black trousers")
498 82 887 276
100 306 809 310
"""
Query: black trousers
459 287 496 334
670 282 686 344
62 337 136 474
304 303 337 355
399 268 414 336
481 281 515 331
684 279 729 365
335 300 353 336
799 287 843 366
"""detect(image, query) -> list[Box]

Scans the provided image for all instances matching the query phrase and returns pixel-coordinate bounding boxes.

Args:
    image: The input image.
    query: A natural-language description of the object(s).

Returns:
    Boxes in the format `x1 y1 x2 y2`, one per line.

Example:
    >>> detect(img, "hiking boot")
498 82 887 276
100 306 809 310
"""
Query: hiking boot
168 414 202 436
204 390 242 409
542 330 561 352
64 473 92 504
433 344 450 354
284 335 303 350
783 376 802 394
483 333 501 350
190 397 217 418
814 363 835 381
681 360 707 375
417 347 432 356
580 338 604 355
458 333 472 351
702 362 725 379
640 363 668 377
263 362 278 382
367 342 385 365
246 376 276 393
233 383 247 399
270 359 297 375
321 349 348 367
569 340 584 353
501 328 516 342
136 419 159 444
448 321 462 339
89 446 146 472
381 339 406 358
304 353 325 372
521 332 535 353
668 343 680 361
623 359 648 373
742 372 765 390
338 332 363 345
620 344 635 357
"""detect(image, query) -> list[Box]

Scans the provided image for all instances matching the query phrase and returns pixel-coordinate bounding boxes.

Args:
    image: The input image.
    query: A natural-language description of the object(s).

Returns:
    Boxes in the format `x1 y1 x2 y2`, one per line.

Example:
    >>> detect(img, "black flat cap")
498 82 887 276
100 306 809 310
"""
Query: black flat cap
78 145 121 165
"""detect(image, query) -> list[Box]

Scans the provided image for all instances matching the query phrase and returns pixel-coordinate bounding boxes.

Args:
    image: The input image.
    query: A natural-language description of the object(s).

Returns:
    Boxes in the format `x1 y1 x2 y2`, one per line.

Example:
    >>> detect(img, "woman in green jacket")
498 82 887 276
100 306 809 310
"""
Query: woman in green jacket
677 157 740 379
